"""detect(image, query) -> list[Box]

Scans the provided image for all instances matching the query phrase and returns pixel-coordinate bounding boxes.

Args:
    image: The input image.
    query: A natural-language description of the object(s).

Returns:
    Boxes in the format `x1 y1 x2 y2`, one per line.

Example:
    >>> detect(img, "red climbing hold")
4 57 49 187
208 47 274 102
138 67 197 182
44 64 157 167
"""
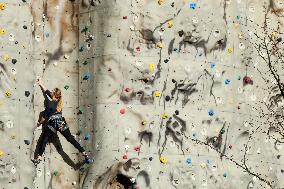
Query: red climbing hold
120 108 126 114
134 146 140 152
123 154 128 159
243 76 253 85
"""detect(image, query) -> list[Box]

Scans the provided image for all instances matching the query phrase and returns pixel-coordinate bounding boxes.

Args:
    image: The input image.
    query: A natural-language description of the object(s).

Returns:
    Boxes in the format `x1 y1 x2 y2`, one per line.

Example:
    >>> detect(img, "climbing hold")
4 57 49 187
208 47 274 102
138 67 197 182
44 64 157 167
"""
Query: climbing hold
3 54 10 61
149 63 155 72
120 108 126 114
156 42 163 48
141 121 147 125
123 154 128 159
0 28 6 35
79 46 84 52
134 146 140 152
154 91 161 97
83 60 88 65
158 0 165 5
35 35 41 42
167 20 173 28
72 181 77 186
160 156 167 164
85 133 91 140
11 166 16 174
227 48 233 53
5 90 12 97
223 172 228 177
0 150 5 157
224 79 231 85
12 59 17 64
64 85 70 90
186 158 192 165
220 128 225 134
162 113 169 119
208 110 214 116
0 3 6 10
243 76 253 85
25 91 30 97
24 140 30 145
123 16 127 19
6 120 14 129
211 63 215 68
83 73 91 80
10 68 16 75
165 96 170 101
53 171 59 176
189 3 197 9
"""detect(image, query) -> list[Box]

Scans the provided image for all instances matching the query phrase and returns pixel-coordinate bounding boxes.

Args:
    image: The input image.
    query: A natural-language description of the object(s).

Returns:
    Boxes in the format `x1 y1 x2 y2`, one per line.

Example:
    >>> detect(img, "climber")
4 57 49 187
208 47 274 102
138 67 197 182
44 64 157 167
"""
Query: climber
33 77 89 165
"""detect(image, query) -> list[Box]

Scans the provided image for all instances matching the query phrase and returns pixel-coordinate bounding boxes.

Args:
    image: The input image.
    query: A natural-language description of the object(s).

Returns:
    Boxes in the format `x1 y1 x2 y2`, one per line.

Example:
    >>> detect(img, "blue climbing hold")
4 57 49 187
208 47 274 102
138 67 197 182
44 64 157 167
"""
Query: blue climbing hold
189 3 197 9
83 73 92 80
211 63 215 68
208 110 214 116
225 79 231 85
85 133 91 140
186 158 192 165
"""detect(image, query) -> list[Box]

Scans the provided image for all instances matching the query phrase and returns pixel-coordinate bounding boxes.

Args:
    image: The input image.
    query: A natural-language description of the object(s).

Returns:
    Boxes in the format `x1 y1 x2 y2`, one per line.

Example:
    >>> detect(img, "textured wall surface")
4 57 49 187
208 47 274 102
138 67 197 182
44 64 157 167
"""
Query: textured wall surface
0 0 81 188
79 0 284 189
1 0 284 189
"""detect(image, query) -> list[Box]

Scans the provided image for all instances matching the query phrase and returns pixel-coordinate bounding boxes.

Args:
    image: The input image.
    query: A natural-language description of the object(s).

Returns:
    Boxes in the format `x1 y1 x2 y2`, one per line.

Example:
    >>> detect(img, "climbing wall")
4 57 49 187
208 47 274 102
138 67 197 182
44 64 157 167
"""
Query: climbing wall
0 0 81 188
79 0 284 189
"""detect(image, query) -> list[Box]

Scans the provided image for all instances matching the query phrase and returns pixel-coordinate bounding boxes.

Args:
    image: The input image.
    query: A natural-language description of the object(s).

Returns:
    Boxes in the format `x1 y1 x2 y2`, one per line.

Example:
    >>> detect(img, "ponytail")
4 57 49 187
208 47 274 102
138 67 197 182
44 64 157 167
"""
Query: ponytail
56 96 63 112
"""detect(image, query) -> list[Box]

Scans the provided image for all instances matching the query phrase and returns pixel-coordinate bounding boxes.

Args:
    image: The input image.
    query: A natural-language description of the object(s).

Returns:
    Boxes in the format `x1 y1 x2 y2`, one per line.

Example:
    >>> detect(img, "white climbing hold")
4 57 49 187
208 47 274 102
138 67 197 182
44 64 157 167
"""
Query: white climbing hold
130 178 136 183
64 54 69 59
124 145 130 151
125 128 131 134
53 61 58 66
130 25 135 31
11 68 16 75
239 43 246 50
135 60 143 67
192 17 199 24
35 35 41 42
6 120 14 129
37 169 42 177
256 148 261 154
9 33 15 42
11 166 16 174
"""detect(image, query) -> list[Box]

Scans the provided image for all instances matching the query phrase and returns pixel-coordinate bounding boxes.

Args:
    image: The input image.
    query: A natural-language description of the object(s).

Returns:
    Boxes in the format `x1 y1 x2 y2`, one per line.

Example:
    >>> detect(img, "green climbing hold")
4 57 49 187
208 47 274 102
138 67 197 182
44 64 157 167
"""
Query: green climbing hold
64 85 69 90
79 46 84 52
83 60 88 65
220 128 225 134
53 171 59 176
238 76 241 80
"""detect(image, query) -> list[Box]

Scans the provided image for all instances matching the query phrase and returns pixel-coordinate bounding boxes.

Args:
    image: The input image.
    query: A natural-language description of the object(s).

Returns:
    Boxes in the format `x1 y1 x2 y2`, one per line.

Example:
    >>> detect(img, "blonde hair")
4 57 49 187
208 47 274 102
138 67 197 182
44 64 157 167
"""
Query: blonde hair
53 88 63 112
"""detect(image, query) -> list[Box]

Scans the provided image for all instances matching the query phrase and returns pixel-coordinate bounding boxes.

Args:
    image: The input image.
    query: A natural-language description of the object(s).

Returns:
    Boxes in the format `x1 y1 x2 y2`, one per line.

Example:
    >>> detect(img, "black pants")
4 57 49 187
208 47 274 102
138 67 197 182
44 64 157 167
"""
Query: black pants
38 126 85 157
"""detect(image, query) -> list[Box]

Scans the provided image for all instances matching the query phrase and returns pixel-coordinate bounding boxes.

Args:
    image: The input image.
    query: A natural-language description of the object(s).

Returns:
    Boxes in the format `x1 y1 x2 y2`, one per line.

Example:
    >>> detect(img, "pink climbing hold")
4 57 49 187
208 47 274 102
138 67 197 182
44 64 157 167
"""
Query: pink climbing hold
243 76 253 85
120 108 126 114
134 146 140 152
123 154 128 159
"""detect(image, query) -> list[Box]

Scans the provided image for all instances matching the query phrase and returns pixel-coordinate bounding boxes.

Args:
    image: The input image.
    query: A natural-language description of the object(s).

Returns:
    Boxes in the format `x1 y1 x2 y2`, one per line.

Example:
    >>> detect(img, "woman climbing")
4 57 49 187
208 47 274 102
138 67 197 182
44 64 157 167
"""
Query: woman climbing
33 77 90 164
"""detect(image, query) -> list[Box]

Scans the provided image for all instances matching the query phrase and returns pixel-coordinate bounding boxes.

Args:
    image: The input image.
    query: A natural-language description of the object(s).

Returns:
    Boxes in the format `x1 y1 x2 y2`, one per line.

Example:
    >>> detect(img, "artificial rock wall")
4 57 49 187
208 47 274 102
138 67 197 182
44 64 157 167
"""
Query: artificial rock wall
0 0 284 189
79 0 284 189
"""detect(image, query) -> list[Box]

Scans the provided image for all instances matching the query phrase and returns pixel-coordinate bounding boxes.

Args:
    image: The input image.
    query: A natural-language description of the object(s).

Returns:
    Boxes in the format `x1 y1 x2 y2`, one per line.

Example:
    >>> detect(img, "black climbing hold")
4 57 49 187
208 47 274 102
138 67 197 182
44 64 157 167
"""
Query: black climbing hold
178 30 184 37
12 59 17 64
277 38 282 43
164 59 169 63
25 91 30 97
24 187 29 189
23 25 27 29
107 34 111 37
175 110 179 115
22 0 26 2
165 96 170 101
24 140 30 145
149 157 153 161
15 41 18 44
172 79 176 83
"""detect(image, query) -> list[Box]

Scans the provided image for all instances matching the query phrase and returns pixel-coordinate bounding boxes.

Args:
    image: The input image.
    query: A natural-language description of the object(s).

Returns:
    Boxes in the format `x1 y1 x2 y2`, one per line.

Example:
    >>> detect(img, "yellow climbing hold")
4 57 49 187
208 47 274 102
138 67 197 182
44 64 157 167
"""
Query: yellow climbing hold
0 150 4 157
272 31 277 39
149 63 155 72
167 20 173 28
5 90 11 97
227 48 233 54
162 113 169 119
3 54 10 61
154 91 161 97
141 121 147 126
11 135 16 139
158 0 165 5
0 28 6 35
200 162 207 168
156 42 163 48
0 3 6 11
160 156 167 164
